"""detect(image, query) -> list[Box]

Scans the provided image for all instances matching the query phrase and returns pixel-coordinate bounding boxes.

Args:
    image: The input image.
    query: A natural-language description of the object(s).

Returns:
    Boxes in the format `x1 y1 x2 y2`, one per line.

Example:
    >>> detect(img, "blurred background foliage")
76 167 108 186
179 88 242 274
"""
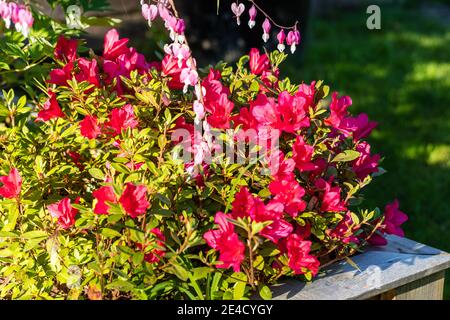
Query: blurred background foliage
26 0 450 298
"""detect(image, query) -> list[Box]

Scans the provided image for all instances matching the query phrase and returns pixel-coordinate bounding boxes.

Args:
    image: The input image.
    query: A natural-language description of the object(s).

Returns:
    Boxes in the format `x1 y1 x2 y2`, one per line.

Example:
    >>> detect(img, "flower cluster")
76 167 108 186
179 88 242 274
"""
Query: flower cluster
230 1 300 53
0 0 33 37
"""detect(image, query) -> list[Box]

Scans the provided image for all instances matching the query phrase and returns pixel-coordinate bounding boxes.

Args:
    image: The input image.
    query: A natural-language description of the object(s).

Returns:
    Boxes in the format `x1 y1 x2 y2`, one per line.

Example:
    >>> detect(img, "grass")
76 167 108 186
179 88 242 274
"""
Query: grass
281 2 450 298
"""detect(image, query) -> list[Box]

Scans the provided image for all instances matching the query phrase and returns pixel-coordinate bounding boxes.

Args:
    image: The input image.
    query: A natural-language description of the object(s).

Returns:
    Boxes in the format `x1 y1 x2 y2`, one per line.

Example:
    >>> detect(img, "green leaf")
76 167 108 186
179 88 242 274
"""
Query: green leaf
332 150 360 162
88 168 105 180
258 285 272 300
232 272 247 300
3 205 19 232
106 280 135 292
22 230 47 239
100 228 122 239
132 252 144 266
111 162 131 174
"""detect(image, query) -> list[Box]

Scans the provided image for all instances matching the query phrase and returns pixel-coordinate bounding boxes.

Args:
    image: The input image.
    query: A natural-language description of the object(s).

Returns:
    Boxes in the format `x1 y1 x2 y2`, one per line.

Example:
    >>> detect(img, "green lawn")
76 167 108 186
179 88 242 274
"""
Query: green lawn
282 3 450 298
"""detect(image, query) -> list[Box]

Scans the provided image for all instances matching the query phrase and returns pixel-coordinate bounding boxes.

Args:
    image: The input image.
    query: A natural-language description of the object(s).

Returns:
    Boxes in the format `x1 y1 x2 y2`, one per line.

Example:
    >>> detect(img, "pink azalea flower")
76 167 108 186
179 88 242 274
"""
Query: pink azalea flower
105 104 138 136
103 29 129 60
315 178 347 213
339 113 377 141
277 91 310 133
47 197 79 229
203 212 245 272
119 183 150 218
80 115 101 140
54 35 78 62
36 90 65 122
292 136 317 172
352 142 380 180
93 186 117 215
369 200 408 246
0 168 22 199
269 179 307 217
283 234 320 275
324 92 352 128
268 150 295 182
161 54 186 90
249 48 270 75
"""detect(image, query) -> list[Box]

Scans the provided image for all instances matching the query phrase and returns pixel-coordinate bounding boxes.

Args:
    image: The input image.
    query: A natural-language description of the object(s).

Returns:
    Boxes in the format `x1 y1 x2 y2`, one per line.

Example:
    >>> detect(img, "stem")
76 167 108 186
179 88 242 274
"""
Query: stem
246 231 256 290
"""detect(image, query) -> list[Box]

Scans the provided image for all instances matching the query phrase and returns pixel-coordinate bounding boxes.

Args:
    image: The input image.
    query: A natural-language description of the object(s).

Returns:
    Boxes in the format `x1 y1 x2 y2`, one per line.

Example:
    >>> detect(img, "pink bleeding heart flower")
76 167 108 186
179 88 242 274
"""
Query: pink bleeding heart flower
286 30 301 53
193 100 205 120
262 18 271 42
119 183 150 218
180 67 199 93
47 197 79 229
0 168 22 199
174 18 185 34
79 115 101 140
141 3 158 26
277 29 286 52
93 186 117 215
248 4 257 28
231 2 245 26
36 90 65 122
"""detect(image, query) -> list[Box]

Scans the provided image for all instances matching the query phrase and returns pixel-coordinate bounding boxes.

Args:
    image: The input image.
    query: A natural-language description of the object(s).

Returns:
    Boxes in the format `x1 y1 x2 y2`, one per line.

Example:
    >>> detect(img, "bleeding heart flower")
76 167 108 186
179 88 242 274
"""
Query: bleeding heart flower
231 2 245 26
262 18 271 42
248 4 257 28
0 168 22 199
277 29 286 52
141 3 158 26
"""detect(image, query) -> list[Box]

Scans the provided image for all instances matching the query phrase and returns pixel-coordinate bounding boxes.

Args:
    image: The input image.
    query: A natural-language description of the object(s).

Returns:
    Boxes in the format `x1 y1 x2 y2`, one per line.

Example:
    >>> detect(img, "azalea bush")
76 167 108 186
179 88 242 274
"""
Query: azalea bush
0 0 408 300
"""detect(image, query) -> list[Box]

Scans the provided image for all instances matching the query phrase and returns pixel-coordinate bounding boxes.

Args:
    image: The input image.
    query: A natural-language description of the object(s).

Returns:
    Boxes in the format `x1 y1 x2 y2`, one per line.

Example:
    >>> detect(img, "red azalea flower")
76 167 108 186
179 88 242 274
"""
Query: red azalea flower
161 54 185 90
93 186 117 215
137 228 166 263
292 136 317 172
36 90 65 122
80 115 101 140
327 212 360 245
103 29 129 60
206 93 234 129
0 168 22 199
249 48 270 75
54 35 78 62
67 150 84 171
268 150 295 182
296 81 316 108
203 212 245 272
105 104 138 136
75 58 100 87
47 197 79 229
269 179 307 217
352 142 380 180
48 61 74 86
251 93 280 129
284 234 320 275
119 183 150 218
315 178 347 213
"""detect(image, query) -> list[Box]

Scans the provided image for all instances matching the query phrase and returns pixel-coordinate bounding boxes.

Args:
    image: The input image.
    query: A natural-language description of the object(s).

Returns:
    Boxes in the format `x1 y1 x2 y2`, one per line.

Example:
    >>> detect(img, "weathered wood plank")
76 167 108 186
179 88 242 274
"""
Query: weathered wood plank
271 235 450 300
